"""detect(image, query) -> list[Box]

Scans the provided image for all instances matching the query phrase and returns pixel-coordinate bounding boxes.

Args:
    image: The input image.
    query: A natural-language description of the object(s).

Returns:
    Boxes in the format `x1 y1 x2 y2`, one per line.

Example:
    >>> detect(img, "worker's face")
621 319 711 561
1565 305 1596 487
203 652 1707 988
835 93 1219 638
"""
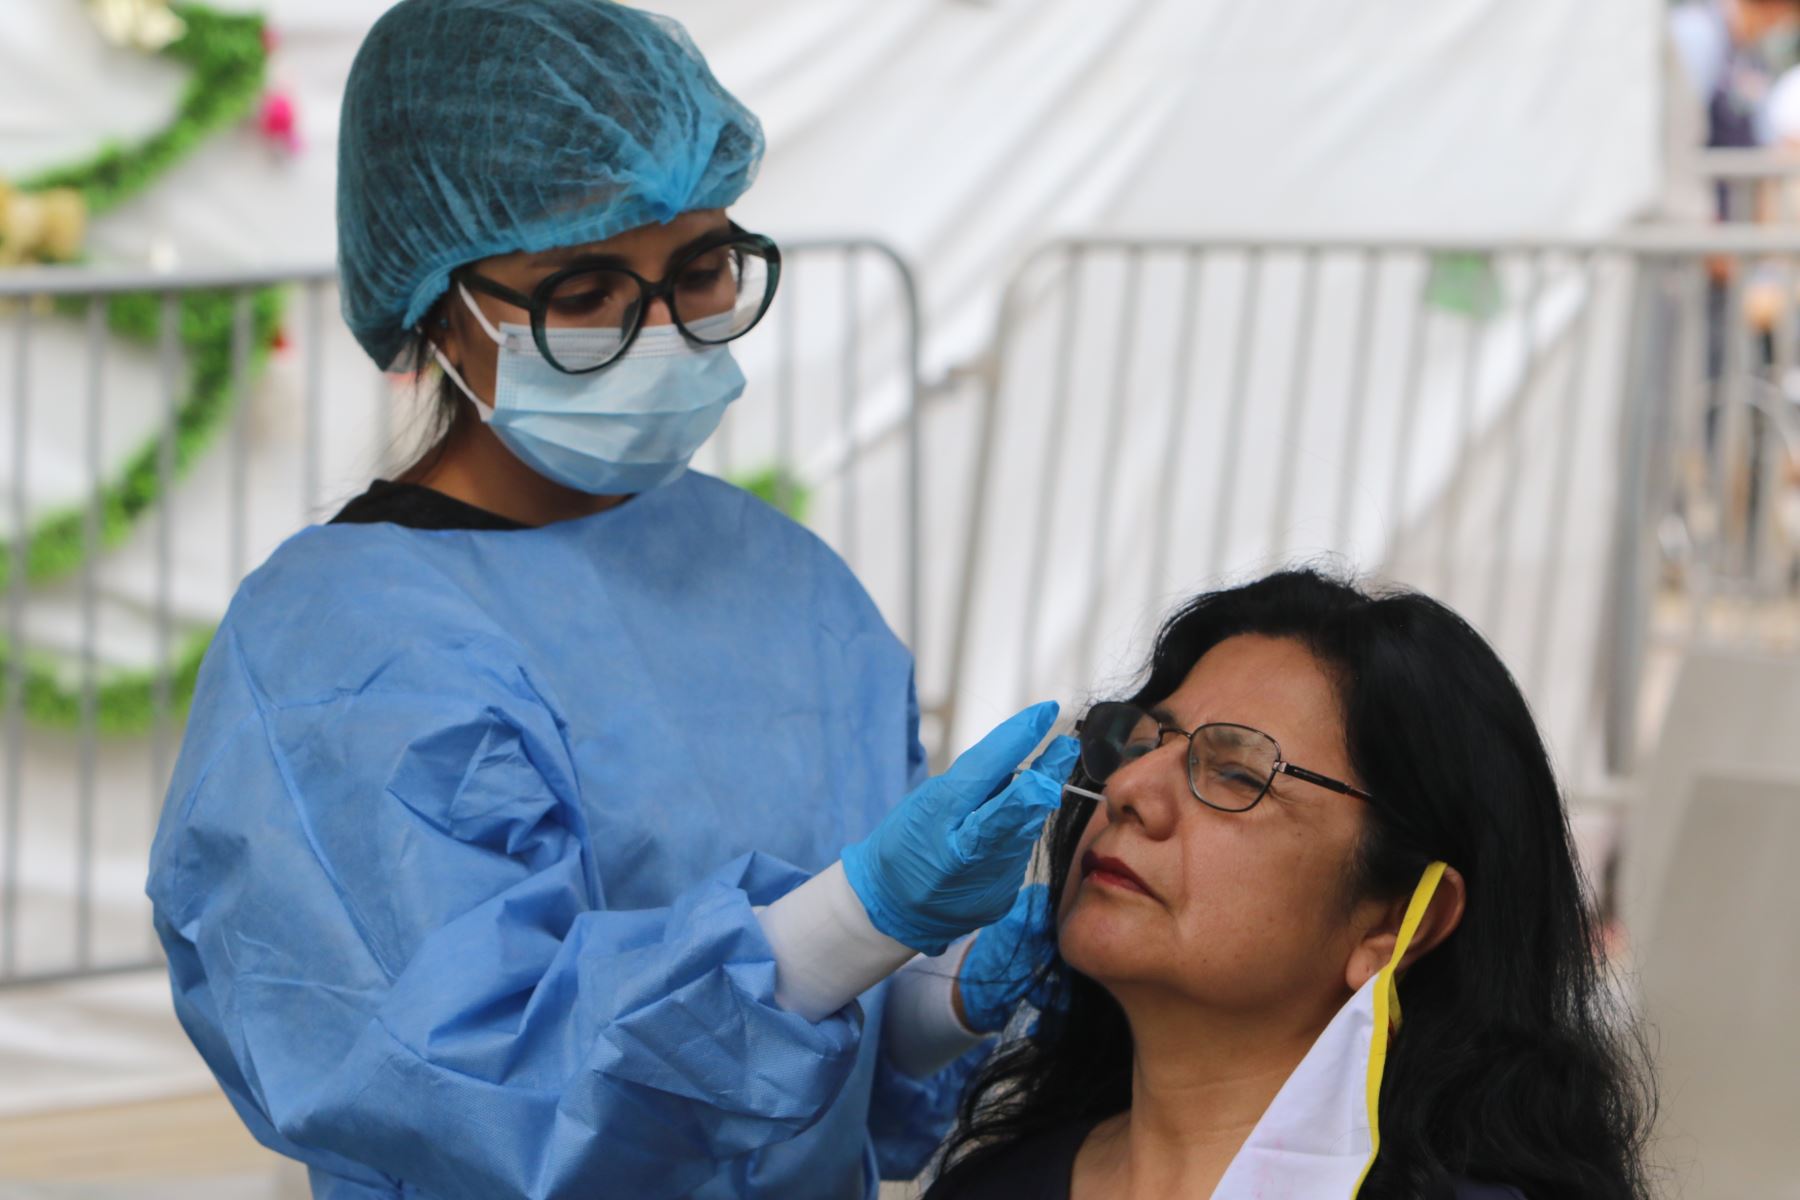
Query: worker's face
1056 635 1384 1032
434 208 732 405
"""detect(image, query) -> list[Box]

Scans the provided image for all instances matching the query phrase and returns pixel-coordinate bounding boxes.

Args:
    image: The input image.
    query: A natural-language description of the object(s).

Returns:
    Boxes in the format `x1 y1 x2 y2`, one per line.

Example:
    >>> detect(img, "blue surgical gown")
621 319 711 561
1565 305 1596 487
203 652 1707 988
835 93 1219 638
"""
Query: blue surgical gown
146 472 981 1199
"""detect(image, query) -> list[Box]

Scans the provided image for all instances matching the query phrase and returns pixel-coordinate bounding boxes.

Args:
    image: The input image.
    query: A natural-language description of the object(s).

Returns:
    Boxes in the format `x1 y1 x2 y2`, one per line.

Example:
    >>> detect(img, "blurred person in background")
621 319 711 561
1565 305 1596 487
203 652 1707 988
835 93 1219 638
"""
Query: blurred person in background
1669 0 1800 166
1662 0 1800 245
924 571 1657 1200
143 1 1074 1197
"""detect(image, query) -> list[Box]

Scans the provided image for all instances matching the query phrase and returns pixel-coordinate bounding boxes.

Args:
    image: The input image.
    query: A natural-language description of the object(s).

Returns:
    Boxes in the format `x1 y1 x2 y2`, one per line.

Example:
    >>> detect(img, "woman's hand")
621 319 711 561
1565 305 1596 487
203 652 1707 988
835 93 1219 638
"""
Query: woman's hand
842 703 1064 955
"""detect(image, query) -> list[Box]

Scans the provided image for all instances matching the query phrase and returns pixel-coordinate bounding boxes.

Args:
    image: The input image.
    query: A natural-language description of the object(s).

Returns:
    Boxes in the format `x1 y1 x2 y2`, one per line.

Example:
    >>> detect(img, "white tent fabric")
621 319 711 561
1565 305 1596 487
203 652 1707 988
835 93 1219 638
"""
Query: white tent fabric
0 0 1661 1115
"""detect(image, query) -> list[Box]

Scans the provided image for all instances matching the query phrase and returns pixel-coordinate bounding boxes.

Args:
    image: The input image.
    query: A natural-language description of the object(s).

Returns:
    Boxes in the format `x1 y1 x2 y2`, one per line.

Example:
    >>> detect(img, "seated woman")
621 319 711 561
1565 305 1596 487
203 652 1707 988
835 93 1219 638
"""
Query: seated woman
927 570 1655 1200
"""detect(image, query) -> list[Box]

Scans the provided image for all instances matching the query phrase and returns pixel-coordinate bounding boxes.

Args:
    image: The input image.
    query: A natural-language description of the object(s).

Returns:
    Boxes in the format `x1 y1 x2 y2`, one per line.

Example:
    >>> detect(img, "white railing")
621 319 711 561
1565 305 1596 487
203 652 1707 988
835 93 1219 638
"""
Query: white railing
939 229 1800 787
0 240 922 986
4 226 1798 987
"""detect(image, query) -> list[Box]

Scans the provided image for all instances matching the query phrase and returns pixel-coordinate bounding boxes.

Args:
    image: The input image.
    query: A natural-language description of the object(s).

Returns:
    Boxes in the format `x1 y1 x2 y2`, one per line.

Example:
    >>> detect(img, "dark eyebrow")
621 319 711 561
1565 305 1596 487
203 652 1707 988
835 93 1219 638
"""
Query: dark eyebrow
526 223 734 273
1147 705 1180 728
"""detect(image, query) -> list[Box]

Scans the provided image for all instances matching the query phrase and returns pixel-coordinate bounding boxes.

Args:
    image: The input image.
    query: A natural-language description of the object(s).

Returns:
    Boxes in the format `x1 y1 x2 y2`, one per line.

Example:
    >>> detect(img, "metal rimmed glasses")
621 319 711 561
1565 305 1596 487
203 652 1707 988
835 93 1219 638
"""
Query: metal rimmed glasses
455 222 781 374
1072 700 1375 813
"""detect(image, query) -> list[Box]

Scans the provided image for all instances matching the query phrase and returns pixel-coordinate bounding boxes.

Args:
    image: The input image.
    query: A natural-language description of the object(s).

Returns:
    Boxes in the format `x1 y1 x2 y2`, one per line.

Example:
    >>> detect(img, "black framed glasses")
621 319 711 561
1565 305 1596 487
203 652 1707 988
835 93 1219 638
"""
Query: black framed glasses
455 222 781 374
1073 700 1375 813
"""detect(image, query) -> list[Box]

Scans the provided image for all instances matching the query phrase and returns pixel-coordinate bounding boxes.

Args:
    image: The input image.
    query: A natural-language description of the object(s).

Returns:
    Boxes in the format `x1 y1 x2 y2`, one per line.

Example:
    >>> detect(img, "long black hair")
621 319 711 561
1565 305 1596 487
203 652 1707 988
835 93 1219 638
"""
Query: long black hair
936 569 1656 1200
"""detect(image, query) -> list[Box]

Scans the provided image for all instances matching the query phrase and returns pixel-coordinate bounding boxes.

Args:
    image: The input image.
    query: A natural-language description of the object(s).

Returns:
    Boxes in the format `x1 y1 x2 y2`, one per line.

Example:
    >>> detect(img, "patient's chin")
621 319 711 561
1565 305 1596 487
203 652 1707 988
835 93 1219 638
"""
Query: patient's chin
1059 884 1157 981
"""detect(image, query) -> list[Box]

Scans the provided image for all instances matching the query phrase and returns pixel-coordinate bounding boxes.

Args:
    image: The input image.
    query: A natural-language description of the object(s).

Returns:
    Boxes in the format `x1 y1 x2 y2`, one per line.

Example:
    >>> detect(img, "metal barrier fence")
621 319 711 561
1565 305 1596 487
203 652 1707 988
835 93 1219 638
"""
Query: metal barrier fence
0 239 921 987
941 228 1800 795
1699 148 1800 225
4 226 1799 988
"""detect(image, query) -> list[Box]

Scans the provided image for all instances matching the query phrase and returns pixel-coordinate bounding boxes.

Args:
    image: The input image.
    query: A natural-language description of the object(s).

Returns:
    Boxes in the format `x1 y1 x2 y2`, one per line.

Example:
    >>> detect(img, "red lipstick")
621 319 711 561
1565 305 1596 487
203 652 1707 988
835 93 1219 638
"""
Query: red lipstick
1081 851 1154 898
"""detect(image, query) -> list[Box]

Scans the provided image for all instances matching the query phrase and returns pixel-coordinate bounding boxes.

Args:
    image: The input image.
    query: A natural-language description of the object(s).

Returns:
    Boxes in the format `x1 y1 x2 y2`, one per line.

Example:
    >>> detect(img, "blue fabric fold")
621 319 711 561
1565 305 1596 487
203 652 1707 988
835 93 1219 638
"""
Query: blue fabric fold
149 473 960 1198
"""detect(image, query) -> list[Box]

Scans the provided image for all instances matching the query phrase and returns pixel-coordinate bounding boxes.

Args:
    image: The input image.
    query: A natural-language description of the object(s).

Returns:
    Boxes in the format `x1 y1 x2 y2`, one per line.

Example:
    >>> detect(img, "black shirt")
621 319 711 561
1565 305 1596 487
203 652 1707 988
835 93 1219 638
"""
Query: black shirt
923 1120 1529 1200
329 479 527 531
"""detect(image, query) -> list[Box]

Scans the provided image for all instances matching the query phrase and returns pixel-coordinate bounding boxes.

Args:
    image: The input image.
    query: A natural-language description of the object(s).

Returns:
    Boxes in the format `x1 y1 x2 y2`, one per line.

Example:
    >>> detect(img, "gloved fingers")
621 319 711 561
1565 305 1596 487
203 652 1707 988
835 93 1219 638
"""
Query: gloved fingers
1015 881 1053 928
1025 735 1079 785
990 882 1051 934
982 884 1054 967
940 702 1060 805
951 769 1062 862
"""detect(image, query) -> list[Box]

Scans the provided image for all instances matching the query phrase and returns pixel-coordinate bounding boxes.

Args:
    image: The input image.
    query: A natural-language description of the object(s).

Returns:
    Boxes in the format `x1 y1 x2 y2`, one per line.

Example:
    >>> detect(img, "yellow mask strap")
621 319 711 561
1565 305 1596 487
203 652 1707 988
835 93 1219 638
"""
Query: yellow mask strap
1352 860 1449 1198
1383 859 1447 1031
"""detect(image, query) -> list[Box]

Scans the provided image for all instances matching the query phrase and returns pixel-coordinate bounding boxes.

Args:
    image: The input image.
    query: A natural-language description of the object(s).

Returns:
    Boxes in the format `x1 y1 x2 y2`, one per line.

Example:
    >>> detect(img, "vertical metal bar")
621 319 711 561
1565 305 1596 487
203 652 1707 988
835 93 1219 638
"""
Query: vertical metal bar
1602 254 1671 772
303 282 324 519
374 373 394 478
1268 249 1321 557
839 248 860 567
230 291 252 584
899 254 923 661
1147 249 1205 602
1076 249 1144 685
1754 250 1796 596
777 264 797 516
1485 251 1546 633
1015 251 1085 703
1688 257 1729 640
2 302 31 980
1386 259 1433 568
1438 263 1487 597
1662 258 1708 640
1204 249 1264 579
945 250 1057 760
78 298 107 969
1732 261 1764 591
1526 254 1597 703
1776 247 1799 427
1331 250 1381 551
1708 255 1751 608
152 292 179 801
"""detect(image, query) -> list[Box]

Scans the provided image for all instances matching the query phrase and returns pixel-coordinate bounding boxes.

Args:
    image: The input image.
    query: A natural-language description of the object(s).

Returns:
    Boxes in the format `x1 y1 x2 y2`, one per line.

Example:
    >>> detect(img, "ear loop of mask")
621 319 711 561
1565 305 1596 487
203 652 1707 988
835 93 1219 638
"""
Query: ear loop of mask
423 282 520 424
1351 860 1449 1199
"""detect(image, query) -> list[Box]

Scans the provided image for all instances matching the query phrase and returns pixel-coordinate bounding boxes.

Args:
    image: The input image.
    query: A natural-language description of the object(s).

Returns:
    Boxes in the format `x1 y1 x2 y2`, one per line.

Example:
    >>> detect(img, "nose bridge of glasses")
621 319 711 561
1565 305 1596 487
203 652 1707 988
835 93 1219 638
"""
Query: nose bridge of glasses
639 290 677 326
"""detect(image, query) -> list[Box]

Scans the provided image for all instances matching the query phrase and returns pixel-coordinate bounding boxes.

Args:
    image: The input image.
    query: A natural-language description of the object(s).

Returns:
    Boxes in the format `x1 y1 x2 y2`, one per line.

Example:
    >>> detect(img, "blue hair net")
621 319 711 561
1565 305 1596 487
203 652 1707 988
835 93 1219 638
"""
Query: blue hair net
337 0 765 369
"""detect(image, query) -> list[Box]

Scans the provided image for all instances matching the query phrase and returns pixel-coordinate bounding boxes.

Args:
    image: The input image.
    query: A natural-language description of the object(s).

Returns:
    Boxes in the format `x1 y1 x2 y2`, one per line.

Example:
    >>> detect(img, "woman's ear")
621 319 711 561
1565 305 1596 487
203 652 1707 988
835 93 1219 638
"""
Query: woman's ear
1343 865 1466 992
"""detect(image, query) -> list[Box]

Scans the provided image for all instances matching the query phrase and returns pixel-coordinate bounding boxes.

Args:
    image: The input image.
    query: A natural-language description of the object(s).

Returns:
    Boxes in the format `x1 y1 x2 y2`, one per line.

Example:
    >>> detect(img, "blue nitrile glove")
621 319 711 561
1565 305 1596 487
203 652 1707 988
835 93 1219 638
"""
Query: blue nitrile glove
957 734 1078 1033
843 703 1064 955
959 883 1056 1034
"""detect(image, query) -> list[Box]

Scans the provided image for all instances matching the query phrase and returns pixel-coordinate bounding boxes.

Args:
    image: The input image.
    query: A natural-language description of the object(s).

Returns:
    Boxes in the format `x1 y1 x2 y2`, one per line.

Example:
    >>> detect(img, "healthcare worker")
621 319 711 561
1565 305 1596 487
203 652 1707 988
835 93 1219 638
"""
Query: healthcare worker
145 2 1061 1197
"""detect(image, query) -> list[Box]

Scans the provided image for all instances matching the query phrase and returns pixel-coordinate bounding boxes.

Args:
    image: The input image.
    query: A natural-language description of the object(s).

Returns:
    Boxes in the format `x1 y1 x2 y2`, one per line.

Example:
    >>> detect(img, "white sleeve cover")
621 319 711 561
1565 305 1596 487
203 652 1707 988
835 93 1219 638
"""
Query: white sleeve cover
880 937 987 1079
756 860 917 1022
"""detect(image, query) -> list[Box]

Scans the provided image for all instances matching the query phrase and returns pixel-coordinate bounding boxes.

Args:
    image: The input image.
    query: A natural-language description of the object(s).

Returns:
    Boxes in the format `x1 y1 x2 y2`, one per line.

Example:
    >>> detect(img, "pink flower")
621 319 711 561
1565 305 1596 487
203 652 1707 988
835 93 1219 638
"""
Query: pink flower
257 91 301 154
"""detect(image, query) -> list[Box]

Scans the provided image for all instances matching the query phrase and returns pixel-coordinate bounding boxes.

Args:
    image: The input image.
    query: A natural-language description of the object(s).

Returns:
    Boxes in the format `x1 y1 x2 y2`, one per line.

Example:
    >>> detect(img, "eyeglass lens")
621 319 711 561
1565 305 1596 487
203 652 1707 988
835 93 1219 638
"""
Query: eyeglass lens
1077 702 1280 812
538 240 776 371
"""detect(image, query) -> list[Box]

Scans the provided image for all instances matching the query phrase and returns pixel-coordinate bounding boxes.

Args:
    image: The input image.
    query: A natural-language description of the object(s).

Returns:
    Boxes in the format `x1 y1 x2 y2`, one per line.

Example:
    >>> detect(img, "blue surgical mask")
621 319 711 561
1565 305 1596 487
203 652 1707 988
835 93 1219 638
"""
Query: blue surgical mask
431 283 746 495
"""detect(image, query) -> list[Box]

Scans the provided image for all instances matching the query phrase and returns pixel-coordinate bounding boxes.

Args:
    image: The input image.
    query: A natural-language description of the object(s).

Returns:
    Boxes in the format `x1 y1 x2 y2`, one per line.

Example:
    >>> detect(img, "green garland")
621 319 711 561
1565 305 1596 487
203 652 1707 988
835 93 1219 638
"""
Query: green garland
4 4 813 734
20 5 270 211
734 465 811 523
4 4 279 731
1427 253 1503 320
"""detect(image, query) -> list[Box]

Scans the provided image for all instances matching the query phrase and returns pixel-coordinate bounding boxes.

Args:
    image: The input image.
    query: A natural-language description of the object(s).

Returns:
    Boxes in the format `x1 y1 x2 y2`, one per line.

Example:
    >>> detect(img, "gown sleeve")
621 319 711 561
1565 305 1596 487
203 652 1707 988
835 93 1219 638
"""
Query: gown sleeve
147 624 865 1200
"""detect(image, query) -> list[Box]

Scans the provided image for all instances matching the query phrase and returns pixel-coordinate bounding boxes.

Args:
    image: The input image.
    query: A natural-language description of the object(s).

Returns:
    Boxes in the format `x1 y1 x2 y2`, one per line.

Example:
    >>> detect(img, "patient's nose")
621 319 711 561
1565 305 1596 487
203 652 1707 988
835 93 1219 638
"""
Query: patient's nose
1103 751 1182 838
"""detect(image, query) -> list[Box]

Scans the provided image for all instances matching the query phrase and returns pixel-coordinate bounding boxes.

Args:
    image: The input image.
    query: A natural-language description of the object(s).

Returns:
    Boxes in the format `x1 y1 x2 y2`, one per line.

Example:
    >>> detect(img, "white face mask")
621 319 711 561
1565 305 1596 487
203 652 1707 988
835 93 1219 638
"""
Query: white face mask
431 283 746 495
1208 862 1448 1198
